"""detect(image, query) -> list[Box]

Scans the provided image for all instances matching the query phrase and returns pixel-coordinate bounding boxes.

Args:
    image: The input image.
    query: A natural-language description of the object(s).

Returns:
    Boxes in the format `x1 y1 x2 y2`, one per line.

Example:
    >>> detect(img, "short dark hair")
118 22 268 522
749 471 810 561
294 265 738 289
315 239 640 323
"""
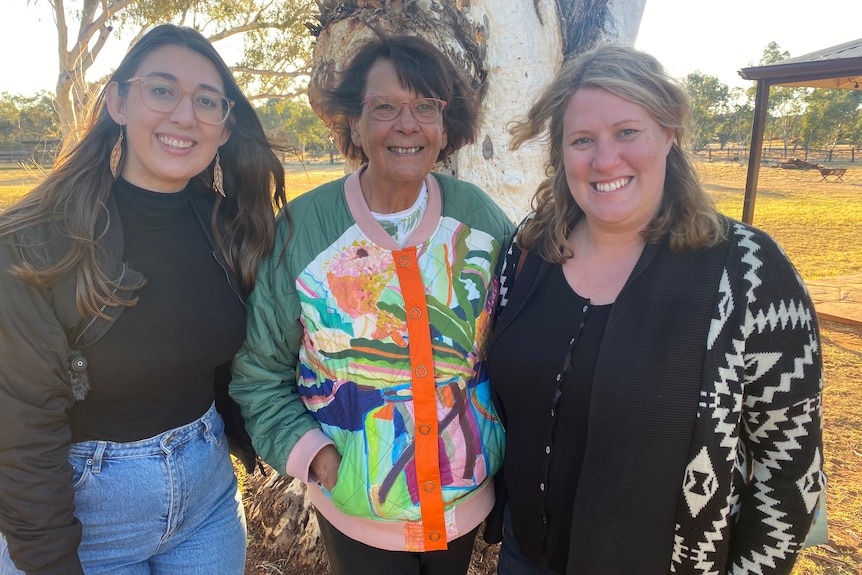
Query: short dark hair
316 34 480 164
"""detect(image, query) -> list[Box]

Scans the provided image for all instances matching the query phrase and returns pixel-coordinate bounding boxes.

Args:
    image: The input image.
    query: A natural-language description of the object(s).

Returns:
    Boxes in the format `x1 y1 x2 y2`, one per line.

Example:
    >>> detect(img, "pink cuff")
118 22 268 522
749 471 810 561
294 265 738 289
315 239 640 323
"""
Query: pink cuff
284 428 335 483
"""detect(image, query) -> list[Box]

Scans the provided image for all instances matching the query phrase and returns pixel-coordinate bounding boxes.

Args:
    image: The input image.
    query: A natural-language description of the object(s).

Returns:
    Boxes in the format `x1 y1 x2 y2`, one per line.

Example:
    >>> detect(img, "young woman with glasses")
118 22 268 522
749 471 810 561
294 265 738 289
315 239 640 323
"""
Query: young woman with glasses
0 24 285 574
230 34 514 575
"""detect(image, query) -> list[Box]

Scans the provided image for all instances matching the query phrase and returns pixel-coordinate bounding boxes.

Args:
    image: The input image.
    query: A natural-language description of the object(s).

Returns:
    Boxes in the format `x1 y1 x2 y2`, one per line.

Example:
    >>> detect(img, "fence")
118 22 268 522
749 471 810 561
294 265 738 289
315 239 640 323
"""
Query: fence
698 146 860 165
0 149 56 166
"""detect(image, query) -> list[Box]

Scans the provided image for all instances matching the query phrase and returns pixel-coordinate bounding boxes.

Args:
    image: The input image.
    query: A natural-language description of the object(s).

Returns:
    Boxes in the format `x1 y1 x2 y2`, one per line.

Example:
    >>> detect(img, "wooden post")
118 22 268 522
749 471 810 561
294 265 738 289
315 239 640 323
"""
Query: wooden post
743 80 771 225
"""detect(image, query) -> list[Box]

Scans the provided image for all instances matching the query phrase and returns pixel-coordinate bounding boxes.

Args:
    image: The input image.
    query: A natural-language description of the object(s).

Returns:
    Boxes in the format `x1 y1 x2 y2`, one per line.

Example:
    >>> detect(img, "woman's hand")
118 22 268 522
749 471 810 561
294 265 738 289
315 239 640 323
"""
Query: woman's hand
310 445 341 491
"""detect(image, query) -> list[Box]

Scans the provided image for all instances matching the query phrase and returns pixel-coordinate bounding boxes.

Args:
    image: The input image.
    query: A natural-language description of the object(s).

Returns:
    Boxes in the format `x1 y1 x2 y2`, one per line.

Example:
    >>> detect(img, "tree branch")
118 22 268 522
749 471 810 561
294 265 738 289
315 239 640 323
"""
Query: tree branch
207 20 294 43
231 67 310 78
247 88 307 102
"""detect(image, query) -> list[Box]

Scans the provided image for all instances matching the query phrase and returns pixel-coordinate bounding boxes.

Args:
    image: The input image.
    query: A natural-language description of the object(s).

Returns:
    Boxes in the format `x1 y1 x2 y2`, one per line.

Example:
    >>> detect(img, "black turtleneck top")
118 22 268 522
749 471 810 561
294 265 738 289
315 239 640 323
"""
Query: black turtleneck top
68 179 246 443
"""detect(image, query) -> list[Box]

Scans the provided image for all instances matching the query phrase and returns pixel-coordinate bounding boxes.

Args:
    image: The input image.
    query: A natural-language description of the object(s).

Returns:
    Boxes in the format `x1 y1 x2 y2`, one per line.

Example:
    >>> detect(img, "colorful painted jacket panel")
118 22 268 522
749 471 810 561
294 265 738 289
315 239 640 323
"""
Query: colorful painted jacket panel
231 168 514 551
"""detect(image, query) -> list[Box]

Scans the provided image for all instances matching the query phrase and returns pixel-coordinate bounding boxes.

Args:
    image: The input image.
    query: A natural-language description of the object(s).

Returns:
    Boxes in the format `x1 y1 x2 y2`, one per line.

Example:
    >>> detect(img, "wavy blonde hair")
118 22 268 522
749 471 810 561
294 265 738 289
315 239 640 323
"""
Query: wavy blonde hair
509 43 727 263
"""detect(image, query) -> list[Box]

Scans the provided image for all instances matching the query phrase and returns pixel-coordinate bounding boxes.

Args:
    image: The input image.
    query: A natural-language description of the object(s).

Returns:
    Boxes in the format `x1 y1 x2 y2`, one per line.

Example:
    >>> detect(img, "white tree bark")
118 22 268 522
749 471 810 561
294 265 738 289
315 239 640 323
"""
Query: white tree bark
307 0 646 219
449 0 564 219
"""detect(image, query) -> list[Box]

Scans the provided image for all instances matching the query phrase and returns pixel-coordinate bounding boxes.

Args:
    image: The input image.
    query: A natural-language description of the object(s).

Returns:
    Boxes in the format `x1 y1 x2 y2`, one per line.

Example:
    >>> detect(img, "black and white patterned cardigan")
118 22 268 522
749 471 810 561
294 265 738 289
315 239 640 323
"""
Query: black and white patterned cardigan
493 215 825 575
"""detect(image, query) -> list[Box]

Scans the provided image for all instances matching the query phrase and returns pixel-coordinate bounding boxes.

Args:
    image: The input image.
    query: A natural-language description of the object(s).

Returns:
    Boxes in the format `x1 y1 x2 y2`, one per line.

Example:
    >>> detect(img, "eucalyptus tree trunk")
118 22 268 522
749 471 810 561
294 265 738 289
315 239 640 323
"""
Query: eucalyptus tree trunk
242 1 645 572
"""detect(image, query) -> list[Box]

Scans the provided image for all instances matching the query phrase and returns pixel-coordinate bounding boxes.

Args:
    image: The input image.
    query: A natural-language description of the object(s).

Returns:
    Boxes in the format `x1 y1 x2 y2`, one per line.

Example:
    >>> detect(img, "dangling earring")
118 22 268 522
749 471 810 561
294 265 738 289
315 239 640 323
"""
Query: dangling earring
213 151 226 198
110 127 124 178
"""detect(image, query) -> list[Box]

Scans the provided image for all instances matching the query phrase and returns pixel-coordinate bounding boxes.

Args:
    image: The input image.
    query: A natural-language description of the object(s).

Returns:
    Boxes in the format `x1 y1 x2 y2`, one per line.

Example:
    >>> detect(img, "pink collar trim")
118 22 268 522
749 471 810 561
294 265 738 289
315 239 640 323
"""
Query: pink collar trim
344 165 442 250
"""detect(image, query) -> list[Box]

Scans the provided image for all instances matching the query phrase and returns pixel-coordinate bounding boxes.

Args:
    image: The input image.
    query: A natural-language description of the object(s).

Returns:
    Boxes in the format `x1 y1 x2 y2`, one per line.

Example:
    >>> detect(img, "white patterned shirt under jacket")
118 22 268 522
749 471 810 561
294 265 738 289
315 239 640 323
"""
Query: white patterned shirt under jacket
494 216 825 575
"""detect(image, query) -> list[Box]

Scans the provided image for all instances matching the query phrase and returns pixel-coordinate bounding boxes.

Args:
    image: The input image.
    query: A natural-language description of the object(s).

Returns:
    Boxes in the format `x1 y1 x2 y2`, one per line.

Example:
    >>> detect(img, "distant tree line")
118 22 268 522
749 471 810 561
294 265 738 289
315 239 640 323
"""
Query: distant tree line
0 92 60 151
25 0 317 136
3 39 860 167
682 41 862 160
4 0 326 164
254 98 335 161
0 90 333 164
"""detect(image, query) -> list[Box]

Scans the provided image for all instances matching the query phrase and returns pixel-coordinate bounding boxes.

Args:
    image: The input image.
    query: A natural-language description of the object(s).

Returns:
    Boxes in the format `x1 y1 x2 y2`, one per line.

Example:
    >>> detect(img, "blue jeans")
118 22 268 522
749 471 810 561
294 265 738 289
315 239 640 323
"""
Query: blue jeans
497 506 561 575
0 403 246 574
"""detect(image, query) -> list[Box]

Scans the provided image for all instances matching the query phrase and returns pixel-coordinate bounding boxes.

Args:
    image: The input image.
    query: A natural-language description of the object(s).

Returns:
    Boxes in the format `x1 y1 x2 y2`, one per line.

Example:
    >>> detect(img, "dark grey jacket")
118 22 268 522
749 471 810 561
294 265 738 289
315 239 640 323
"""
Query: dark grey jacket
0 187 256 575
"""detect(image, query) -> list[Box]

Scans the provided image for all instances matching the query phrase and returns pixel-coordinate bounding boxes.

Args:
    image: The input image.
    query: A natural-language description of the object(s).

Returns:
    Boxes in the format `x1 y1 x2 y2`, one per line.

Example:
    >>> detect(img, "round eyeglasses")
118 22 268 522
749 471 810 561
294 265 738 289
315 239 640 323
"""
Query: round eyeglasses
126 75 235 125
361 95 447 124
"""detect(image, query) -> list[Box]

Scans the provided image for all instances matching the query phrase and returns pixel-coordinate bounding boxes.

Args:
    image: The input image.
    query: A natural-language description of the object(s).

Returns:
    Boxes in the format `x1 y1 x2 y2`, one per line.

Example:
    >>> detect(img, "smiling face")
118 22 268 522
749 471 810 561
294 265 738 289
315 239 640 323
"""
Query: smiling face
562 87 675 236
348 59 447 204
106 44 231 193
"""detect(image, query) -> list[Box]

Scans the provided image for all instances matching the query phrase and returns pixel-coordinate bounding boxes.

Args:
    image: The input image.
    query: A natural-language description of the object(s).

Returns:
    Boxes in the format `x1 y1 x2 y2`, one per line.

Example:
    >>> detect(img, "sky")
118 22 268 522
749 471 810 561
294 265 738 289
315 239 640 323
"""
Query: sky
634 0 860 90
0 0 860 96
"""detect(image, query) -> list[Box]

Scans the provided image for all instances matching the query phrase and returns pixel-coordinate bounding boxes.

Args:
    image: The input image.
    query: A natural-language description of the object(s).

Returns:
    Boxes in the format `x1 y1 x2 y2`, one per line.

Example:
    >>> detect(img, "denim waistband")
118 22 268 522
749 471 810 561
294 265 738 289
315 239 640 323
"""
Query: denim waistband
68 402 221 462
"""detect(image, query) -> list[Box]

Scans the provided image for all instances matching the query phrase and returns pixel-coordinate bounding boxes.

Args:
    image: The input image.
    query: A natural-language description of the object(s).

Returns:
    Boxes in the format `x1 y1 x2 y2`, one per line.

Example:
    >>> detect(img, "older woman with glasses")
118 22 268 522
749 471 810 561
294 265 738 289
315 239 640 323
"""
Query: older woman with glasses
230 34 514 575
0 24 285 574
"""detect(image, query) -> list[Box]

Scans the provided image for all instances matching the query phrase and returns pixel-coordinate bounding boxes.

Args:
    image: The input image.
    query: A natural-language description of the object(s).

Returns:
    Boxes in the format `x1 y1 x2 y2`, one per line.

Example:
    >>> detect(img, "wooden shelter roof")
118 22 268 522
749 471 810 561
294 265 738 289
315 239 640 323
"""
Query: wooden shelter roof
739 37 862 89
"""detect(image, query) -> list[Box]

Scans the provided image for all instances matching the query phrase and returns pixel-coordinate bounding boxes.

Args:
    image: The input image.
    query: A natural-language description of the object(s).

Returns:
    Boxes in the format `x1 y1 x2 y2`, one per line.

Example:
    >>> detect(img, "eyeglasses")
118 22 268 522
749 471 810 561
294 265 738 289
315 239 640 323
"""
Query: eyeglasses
361 95 447 124
126 75 235 125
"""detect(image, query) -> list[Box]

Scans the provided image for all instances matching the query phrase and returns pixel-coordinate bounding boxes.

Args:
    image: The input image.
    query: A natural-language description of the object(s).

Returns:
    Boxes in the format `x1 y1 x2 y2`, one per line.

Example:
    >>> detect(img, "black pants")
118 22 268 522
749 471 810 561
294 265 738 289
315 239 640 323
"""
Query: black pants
315 509 479 575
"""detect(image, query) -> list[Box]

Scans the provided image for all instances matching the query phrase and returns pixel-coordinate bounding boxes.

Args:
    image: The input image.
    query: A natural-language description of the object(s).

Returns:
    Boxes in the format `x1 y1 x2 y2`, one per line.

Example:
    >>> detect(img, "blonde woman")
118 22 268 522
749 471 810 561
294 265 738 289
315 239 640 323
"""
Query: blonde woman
487 43 824 575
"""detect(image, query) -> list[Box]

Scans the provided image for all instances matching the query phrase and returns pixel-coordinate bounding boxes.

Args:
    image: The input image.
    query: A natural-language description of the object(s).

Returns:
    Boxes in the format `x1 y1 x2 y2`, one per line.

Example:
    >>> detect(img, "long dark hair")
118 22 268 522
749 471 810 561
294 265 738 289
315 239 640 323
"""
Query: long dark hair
0 24 286 317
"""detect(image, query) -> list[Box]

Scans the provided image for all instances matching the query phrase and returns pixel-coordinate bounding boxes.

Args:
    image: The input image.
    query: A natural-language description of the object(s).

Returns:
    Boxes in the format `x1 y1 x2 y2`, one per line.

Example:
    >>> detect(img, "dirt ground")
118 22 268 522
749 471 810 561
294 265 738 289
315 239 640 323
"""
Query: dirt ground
821 321 862 355
241 475 501 575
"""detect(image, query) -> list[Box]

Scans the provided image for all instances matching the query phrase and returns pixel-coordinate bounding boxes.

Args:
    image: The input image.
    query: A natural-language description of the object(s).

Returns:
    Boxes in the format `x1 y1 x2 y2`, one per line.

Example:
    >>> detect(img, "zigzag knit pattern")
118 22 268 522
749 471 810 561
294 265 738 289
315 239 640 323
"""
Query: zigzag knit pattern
671 222 824 575
496 218 824 575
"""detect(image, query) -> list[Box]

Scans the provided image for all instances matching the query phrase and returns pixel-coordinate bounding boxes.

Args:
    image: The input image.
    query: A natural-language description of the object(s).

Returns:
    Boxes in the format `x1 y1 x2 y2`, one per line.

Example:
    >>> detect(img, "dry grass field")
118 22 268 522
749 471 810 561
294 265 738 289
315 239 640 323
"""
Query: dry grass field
1 158 860 574
699 161 862 281
0 158 348 209
695 160 862 575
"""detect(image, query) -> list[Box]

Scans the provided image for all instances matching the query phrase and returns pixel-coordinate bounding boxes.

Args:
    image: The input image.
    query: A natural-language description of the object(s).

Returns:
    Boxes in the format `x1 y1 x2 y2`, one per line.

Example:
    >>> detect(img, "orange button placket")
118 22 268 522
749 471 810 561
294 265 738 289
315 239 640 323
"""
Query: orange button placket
393 247 447 551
